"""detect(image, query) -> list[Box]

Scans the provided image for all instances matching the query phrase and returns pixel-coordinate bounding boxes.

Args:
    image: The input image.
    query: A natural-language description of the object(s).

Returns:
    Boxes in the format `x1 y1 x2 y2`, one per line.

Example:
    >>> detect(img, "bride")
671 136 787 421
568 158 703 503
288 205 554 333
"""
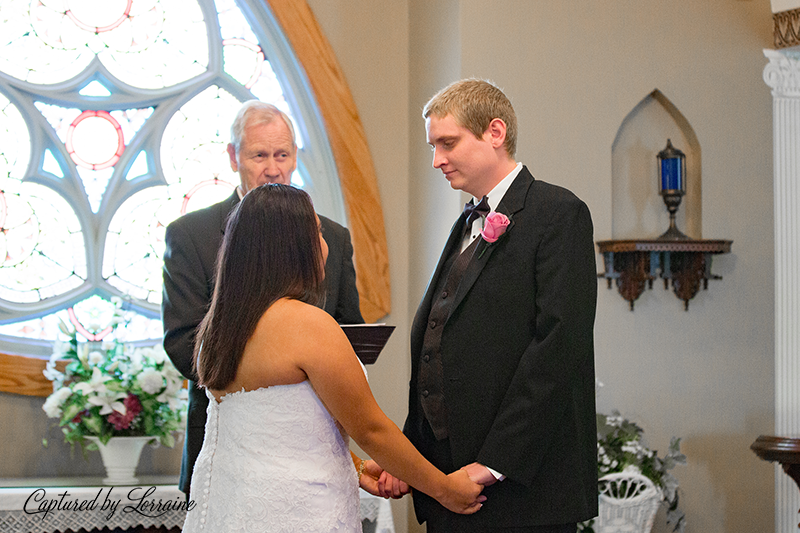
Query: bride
181 184 484 532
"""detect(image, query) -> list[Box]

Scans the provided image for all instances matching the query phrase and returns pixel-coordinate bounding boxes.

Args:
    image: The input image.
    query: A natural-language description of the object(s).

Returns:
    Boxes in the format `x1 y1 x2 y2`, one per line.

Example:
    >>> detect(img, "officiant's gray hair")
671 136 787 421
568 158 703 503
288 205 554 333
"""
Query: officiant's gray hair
423 78 517 159
229 100 296 153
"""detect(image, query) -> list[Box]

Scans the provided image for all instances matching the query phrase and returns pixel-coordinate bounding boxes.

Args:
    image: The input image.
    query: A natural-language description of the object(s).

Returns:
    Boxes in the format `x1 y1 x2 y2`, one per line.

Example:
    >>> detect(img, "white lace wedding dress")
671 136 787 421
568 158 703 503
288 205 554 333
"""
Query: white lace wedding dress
182 381 362 532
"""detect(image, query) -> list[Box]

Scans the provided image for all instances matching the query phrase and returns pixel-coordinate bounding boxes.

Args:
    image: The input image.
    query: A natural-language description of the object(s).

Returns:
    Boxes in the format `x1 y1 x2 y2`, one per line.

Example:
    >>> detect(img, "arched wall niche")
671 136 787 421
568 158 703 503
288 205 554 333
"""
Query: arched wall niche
611 89 702 239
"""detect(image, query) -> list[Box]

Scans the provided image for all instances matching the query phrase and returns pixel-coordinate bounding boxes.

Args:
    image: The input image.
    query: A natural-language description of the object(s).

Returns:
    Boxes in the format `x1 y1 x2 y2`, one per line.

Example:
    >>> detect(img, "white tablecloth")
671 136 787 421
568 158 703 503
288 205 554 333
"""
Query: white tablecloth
0 477 395 533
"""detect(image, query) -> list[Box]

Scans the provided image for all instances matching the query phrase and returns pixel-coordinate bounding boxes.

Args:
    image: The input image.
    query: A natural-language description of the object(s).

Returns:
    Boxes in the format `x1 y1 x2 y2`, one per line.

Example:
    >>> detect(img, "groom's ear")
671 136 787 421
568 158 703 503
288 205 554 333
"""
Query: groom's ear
484 118 507 151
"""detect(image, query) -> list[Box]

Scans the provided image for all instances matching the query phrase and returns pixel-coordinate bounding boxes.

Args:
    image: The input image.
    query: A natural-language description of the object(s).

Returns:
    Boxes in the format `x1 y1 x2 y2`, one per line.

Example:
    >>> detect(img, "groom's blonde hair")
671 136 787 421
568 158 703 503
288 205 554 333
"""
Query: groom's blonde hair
423 78 517 158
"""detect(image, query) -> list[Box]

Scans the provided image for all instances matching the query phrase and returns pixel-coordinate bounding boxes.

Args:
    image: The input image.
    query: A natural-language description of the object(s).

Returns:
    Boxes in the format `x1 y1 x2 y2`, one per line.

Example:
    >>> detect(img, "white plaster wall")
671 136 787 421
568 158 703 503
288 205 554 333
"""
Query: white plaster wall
303 1 413 531
453 3 773 532
772 0 800 13
310 1 775 532
451 4 773 531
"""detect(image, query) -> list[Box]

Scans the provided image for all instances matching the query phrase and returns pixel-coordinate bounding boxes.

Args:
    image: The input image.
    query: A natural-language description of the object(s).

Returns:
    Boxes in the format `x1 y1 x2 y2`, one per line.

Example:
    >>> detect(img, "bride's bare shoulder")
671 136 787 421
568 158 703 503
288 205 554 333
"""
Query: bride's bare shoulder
259 298 342 341
266 297 333 321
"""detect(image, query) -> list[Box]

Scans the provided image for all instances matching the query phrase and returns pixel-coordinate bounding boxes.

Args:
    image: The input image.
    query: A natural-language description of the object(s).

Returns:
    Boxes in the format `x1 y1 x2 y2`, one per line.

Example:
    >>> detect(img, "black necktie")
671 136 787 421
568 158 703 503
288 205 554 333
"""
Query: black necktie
462 195 490 227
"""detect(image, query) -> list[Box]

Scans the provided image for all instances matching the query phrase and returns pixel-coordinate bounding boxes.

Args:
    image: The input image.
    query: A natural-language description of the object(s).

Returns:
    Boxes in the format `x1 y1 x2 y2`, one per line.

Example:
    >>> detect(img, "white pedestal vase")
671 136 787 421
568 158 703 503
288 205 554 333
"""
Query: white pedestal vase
594 472 662 533
86 436 154 485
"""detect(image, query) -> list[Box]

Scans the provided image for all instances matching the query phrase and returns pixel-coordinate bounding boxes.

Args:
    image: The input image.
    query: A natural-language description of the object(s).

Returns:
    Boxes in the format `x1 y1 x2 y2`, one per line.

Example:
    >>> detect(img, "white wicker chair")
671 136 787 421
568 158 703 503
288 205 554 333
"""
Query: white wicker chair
594 471 662 533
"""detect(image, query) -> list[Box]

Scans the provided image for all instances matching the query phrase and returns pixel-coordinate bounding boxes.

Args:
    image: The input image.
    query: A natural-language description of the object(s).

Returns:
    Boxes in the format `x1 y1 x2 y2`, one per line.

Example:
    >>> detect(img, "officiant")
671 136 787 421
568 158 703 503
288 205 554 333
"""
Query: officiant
161 100 364 498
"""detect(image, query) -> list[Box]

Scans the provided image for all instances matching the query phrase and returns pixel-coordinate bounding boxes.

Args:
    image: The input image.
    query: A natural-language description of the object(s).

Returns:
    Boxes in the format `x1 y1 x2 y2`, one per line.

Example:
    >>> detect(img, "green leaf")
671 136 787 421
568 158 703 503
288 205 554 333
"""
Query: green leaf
59 403 82 425
105 381 125 393
161 432 175 448
83 414 104 434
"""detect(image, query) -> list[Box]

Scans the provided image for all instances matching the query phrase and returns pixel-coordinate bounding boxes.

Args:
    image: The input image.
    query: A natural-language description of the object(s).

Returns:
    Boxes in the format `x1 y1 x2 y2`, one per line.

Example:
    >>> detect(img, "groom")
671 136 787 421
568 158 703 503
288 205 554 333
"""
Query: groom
404 79 598 532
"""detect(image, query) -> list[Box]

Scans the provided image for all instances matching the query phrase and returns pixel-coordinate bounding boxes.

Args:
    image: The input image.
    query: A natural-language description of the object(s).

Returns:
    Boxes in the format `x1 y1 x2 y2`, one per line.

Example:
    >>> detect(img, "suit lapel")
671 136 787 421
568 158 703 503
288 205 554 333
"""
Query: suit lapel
219 192 240 236
447 167 535 319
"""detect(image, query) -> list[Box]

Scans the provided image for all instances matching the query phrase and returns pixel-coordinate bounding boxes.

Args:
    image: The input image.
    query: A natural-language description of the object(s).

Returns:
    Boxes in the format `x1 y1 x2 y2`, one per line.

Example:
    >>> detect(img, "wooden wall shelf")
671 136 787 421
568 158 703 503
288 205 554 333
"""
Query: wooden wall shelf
597 239 732 310
751 435 800 529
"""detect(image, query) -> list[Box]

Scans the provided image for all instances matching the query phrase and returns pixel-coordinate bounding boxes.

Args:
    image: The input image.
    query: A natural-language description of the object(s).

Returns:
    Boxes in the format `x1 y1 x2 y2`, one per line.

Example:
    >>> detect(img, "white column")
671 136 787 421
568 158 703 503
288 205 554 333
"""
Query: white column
765 48 800 533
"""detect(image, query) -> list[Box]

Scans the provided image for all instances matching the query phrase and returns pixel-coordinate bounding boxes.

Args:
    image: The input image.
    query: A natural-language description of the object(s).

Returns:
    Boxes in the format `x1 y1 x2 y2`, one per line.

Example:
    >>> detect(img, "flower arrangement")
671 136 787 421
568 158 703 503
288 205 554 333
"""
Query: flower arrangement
580 410 687 533
42 298 188 450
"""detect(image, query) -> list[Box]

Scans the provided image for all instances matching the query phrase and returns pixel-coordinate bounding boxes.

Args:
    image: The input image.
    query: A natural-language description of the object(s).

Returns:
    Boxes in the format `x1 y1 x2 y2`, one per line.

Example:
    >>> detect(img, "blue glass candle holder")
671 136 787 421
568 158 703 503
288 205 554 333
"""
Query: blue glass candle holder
657 139 688 240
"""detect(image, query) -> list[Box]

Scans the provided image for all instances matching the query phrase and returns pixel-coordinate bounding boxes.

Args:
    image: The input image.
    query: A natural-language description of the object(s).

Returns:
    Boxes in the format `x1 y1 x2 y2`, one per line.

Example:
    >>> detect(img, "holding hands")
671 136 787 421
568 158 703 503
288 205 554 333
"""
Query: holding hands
359 459 486 514
438 469 486 514
359 459 411 499
461 462 499 486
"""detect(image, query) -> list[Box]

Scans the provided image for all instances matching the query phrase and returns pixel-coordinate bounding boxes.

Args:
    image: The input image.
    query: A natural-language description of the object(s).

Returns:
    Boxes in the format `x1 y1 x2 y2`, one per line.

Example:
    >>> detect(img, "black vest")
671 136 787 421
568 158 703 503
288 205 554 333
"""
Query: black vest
418 235 480 440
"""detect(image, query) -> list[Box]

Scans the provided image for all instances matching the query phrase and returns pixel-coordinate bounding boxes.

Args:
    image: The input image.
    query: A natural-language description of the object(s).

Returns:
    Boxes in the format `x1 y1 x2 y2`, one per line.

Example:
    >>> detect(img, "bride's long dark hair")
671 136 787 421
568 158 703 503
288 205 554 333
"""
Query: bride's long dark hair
194 184 325 390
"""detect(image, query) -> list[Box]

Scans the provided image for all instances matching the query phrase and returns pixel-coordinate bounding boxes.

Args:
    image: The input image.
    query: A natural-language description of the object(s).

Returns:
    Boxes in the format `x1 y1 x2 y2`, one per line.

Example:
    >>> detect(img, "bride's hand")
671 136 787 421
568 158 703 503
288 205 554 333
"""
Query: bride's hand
436 468 486 514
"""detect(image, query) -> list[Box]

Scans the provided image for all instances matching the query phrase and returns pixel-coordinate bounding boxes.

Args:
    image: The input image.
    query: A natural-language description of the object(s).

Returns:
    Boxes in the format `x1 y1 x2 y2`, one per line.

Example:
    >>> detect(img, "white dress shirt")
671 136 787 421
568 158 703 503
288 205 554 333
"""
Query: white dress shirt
461 162 523 253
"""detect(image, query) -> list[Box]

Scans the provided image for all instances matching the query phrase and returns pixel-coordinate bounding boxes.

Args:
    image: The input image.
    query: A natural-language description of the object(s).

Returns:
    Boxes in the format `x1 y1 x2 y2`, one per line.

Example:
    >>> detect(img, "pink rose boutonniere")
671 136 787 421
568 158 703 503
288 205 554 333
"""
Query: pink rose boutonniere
478 212 511 258
481 212 510 243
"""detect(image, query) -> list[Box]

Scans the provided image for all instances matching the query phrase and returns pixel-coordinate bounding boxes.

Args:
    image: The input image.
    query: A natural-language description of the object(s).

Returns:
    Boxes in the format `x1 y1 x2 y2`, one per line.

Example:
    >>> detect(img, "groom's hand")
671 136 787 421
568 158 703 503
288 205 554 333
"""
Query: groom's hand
361 460 411 499
461 462 499 486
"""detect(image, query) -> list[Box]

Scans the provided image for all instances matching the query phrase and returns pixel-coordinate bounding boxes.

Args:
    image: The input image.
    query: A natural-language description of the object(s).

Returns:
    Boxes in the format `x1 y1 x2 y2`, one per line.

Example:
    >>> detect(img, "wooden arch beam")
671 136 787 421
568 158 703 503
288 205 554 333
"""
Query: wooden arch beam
267 0 390 323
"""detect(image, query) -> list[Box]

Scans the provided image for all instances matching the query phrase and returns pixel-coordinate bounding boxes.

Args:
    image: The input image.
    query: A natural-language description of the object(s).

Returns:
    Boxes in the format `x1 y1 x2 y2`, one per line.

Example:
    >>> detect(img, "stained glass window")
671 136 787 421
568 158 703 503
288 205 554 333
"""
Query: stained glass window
0 0 344 355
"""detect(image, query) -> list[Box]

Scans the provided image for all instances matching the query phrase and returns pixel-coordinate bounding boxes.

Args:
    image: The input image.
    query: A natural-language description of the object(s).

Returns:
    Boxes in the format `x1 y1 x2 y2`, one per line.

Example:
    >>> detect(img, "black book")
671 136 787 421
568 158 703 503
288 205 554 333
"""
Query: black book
340 324 395 365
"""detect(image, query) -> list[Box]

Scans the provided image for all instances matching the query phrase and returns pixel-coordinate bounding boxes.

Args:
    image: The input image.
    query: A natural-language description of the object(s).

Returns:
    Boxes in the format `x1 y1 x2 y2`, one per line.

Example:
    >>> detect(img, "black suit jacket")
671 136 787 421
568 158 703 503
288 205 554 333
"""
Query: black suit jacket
161 192 363 494
405 167 598 528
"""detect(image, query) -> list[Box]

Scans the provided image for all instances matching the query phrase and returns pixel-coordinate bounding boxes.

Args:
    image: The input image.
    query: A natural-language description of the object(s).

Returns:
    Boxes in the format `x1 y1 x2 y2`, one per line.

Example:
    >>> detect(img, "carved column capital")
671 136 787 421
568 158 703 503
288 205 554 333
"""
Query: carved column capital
774 8 800 50
764 49 800 97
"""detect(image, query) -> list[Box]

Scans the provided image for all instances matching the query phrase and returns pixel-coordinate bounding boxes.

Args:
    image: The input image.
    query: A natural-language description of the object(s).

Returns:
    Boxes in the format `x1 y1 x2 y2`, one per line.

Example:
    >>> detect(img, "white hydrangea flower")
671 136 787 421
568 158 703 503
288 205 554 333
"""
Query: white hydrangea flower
52 341 72 356
158 376 188 409
42 395 63 418
163 366 183 387
43 360 64 383
54 386 72 402
621 441 640 455
42 386 74 418
126 356 143 375
88 351 105 365
621 464 642 475
138 369 165 394
148 346 167 365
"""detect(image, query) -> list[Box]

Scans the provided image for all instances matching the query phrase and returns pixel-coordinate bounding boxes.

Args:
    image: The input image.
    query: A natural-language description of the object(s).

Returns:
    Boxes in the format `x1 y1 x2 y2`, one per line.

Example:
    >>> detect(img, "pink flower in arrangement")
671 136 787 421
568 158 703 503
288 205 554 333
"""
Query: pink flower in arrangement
481 212 511 243
107 394 143 430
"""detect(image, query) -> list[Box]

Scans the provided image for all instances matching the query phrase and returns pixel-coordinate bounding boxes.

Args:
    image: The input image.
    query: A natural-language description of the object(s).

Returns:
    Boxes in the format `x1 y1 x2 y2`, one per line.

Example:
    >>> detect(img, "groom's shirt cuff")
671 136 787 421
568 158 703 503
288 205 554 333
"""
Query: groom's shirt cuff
486 466 506 481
